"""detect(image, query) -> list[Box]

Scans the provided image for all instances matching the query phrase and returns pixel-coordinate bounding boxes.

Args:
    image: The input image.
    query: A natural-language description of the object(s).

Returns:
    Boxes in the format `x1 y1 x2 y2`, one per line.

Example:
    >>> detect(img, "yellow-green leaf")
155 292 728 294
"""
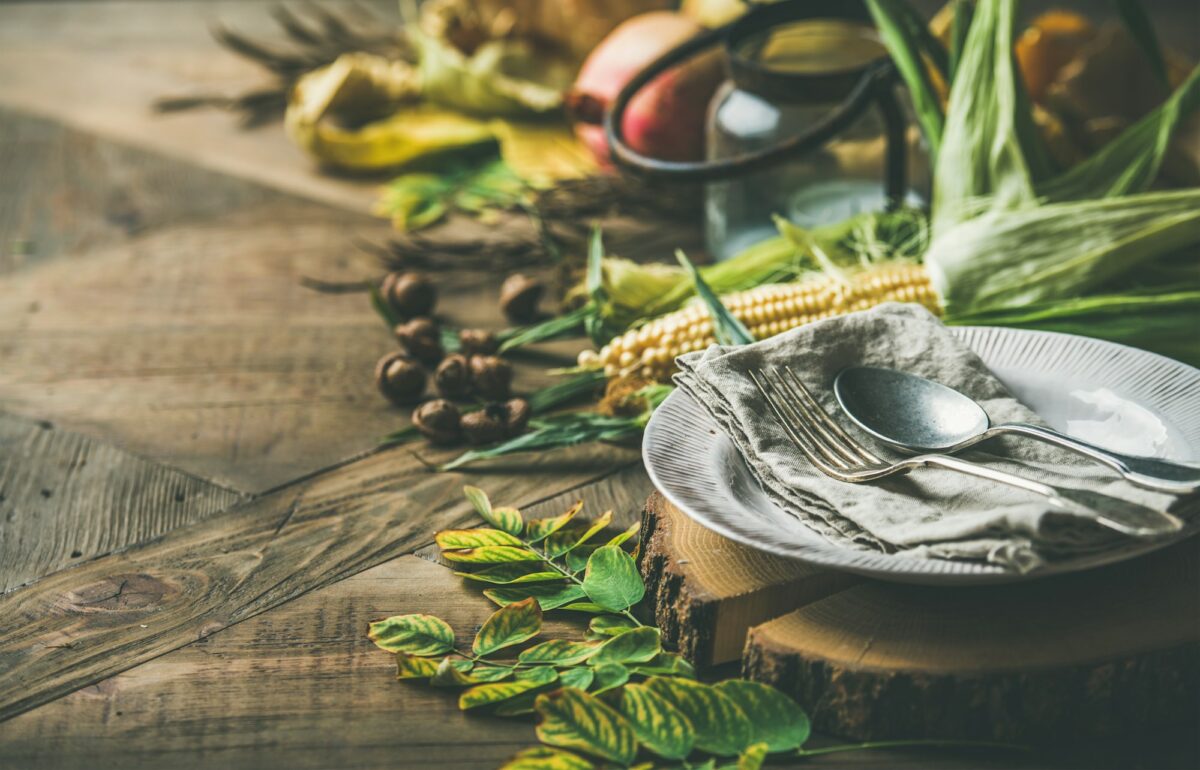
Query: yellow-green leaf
590 626 661 666
582 545 645 612
368 614 454 656
518 639 601 666
713 680 811 752
737 742 770 770
499 746 595 770
463 485 523 535
459 665 558 710
454 564 564 585
285 56 494 174
431 656 477 687
525 501 583 543
543 509 612 558
470 665 516 683
560 602 608 613
560 666 595 691
491 120 598 188
484 583 586 610
396 651 464 680
441 546 540 564
494 693 539 717
604 521 640 549
535 688 638 765
589 615 637 638
564 546 599 574
620 682 696 760
591 662 631 694
573 509 614 549
436 528 523 549
645 677 753 757
473 597 542 656
490 507 525 536
630 652 697 679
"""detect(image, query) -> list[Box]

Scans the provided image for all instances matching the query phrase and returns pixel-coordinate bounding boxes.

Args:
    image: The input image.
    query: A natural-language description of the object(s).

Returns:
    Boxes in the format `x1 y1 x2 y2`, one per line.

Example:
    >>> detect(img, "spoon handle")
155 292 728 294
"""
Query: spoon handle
916 454 1184 538
989 423 1200 496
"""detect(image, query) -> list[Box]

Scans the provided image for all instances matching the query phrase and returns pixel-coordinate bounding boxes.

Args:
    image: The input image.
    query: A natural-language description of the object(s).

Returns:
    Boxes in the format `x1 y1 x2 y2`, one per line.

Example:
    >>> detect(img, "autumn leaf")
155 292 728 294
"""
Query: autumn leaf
459 666 558 710
368 614 455 656
645 677 753 757
535 688 638 765
436 528 523 549
473 597 543 656
620 682 696 760
463 485 524 534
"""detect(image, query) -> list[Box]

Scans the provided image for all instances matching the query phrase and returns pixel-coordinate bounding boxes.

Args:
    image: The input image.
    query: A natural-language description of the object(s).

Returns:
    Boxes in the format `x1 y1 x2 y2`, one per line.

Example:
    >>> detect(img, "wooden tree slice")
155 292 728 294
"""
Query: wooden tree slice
639 492 1200 741
637 492 858 667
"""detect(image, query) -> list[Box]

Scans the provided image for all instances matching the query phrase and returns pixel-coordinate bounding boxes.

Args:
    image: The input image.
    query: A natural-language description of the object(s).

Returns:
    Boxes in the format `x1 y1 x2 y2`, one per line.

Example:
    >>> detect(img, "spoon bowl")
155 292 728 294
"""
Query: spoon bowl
833 366 989 453
833 365 1200 495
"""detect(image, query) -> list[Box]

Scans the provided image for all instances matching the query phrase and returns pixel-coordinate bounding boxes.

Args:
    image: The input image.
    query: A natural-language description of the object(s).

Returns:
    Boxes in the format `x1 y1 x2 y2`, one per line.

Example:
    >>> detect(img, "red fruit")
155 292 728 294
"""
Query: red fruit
567 11 725 166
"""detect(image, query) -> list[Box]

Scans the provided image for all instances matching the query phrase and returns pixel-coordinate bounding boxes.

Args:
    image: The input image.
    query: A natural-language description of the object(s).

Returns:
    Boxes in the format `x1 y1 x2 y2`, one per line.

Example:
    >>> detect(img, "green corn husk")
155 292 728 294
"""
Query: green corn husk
866 0 947 155
1038 64 1200 202
675 250 754 347
950 288 1200 367
932 0 1053 233
925 189 1200 314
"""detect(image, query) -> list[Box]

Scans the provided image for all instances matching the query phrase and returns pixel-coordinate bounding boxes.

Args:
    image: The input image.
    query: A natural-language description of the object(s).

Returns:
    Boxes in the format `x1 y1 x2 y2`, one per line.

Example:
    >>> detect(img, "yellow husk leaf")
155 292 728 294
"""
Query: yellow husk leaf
489 120 597 186
285 53 495 171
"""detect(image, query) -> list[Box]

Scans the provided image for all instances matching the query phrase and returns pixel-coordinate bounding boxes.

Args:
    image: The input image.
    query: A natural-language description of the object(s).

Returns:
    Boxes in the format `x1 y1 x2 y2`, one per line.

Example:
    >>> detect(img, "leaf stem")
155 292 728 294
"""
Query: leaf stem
795 739 1031 759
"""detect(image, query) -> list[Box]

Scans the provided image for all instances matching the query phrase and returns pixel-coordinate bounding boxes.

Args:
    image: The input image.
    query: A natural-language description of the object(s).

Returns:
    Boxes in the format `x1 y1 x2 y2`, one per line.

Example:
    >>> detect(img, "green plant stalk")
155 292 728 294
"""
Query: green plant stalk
676 250 754 347
496 304 591 353
948 0 972 83
866 0 946 156
1111 0 1169 88
1038 64 1200 202
932 0 1051 233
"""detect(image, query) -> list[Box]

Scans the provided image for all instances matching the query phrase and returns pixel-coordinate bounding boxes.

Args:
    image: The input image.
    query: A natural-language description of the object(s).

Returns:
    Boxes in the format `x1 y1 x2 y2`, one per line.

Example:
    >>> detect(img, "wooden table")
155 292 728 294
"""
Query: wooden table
0 3 1195 769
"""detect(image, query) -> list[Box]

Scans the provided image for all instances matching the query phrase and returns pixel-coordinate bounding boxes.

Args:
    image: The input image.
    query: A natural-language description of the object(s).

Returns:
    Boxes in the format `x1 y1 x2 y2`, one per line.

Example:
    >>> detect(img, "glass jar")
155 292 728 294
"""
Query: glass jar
705 19 928 260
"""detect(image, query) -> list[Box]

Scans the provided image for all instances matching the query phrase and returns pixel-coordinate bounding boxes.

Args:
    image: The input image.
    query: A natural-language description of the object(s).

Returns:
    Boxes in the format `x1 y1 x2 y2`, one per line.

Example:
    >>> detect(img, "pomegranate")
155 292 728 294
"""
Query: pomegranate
566 12 725 166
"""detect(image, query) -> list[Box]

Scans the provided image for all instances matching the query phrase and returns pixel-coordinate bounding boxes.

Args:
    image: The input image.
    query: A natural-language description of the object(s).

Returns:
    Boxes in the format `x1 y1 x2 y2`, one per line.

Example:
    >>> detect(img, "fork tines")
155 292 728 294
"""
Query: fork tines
750 367 883 480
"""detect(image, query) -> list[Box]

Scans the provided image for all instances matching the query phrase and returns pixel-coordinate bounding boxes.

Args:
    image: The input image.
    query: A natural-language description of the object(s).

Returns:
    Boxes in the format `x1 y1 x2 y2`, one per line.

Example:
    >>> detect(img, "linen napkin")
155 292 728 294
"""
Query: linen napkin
673 303 1191 571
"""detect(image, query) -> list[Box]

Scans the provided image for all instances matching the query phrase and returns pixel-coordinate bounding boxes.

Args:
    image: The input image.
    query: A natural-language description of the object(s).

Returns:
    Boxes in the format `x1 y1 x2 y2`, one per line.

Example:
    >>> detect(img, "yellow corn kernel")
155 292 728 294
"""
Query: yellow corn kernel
588 262 941 382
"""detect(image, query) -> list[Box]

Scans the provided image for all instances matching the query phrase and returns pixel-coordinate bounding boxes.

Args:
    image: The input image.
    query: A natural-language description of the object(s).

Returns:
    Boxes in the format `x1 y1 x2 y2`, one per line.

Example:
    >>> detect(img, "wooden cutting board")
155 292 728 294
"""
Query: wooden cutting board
637 491 1200 742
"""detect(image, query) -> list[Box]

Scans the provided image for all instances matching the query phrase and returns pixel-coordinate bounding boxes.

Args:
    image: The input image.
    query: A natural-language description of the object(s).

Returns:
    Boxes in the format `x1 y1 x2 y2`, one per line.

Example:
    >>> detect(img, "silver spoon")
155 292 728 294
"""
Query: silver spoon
833 366 1200 496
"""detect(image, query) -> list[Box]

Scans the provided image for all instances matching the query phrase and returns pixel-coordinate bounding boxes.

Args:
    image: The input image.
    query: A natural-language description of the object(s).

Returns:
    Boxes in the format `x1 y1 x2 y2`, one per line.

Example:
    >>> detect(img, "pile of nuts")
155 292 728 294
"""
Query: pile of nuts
374 270 544 447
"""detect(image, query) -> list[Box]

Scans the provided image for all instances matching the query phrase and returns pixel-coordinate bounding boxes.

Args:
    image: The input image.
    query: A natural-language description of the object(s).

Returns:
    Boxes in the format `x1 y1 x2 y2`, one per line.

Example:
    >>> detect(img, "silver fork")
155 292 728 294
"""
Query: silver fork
749 367 1183 539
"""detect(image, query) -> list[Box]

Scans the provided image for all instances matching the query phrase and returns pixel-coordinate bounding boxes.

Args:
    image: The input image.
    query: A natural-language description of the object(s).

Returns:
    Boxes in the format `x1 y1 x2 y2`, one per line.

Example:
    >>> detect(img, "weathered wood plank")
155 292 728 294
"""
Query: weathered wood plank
0 442 639 723
0 106 283 277
0 469 1047 770
0 411 243 594
0 197 402 493
0 0 394 214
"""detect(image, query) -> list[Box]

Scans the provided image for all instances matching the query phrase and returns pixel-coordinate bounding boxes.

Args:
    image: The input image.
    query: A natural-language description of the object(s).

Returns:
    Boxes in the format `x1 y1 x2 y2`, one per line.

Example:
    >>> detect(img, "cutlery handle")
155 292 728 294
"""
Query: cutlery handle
916 454 1183 538
992 423 1200 496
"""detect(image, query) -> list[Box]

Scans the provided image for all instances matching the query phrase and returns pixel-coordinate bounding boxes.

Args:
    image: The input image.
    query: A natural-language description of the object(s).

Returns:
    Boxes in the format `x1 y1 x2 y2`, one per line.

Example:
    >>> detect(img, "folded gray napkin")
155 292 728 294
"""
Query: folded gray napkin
673 303 1187 571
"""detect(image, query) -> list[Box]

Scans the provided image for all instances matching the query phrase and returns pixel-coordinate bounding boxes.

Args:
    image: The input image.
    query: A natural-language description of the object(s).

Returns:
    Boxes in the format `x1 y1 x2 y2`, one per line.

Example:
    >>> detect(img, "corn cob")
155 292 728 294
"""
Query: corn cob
578 262 941 382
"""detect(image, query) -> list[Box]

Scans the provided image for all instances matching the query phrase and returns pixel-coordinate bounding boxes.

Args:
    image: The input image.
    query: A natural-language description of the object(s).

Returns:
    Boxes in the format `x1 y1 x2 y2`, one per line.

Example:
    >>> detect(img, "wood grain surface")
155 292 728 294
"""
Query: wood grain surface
0 470 651 770
0 411 243 594
1 2 1196 769
0 443 639 723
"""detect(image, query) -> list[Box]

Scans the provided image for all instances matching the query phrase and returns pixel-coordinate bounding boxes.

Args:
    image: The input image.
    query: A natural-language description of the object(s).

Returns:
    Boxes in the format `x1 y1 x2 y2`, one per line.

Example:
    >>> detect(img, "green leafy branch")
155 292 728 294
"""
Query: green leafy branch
366 487 1029 769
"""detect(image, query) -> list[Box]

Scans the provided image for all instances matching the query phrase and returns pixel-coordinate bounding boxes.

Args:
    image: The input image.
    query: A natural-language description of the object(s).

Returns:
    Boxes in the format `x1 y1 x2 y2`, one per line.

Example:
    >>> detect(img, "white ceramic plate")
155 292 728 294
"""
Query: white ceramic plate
642 327 1200 584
